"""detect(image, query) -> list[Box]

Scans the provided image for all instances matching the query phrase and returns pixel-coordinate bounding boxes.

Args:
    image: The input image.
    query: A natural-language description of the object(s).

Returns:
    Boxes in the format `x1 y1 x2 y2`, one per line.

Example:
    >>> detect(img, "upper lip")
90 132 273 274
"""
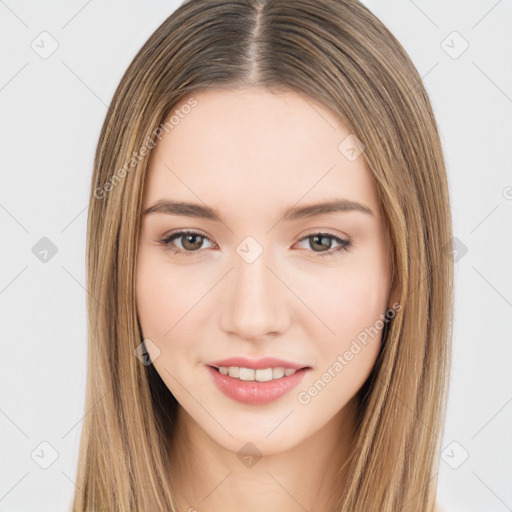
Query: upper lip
206 357 311 370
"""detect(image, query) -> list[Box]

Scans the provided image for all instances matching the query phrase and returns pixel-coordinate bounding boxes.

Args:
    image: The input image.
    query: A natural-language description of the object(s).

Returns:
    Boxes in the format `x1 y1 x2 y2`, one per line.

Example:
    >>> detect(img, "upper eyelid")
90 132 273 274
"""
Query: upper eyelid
164 229 215 243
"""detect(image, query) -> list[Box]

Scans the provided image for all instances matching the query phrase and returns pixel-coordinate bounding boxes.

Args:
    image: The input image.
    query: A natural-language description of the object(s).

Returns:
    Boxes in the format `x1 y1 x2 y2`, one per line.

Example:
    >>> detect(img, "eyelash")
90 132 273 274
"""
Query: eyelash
157 230 352 258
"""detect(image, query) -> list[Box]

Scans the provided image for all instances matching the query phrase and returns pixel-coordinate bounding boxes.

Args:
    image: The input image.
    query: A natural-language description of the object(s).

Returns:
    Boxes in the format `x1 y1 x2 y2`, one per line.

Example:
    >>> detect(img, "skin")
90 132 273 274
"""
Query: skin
136 87 396 512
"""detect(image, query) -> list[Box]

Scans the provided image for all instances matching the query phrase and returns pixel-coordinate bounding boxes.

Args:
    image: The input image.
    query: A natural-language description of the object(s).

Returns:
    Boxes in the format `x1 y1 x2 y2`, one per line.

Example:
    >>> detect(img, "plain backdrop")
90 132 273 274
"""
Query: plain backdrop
1 1 511 511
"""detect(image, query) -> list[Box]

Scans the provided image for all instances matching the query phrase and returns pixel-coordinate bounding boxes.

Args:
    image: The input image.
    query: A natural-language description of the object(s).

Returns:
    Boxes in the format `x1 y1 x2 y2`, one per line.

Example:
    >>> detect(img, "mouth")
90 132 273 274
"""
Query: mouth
206 356 311 376
206 364 311 405
208 364 311 382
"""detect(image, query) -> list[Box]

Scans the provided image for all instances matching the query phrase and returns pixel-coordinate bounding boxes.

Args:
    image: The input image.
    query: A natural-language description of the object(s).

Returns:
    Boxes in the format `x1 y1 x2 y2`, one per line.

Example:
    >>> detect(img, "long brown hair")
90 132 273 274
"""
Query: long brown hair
73 1 454 510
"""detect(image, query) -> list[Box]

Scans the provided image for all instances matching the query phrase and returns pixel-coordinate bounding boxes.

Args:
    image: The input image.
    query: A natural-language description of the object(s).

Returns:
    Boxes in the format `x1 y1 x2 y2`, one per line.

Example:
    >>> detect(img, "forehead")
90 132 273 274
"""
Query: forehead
144 87 381 220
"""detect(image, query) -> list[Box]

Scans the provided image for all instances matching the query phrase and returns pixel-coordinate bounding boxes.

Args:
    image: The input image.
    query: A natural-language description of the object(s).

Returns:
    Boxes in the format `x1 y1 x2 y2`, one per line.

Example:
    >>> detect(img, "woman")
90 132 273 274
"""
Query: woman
73 1 454 511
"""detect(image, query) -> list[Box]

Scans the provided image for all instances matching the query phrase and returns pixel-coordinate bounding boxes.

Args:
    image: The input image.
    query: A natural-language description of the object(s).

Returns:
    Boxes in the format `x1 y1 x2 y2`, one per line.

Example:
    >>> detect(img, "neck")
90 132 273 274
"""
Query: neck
168 397 358 512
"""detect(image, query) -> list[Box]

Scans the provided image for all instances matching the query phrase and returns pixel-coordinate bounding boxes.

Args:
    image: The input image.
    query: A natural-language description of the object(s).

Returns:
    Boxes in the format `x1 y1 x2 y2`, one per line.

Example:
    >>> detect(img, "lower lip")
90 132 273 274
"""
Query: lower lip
206 366 309 405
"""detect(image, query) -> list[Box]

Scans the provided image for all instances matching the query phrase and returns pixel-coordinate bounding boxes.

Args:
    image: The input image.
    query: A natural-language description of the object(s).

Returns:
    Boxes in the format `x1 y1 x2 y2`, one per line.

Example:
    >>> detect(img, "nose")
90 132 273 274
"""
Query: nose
219 249 290 341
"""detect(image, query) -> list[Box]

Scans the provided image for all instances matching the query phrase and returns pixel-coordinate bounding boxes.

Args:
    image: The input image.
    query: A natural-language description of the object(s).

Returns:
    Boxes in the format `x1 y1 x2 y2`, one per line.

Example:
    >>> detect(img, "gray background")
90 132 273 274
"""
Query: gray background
1 1 511 511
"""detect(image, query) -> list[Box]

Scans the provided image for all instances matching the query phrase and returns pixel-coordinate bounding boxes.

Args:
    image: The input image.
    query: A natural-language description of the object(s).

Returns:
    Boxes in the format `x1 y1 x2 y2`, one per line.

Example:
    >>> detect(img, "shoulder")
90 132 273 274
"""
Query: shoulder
436 504 450 512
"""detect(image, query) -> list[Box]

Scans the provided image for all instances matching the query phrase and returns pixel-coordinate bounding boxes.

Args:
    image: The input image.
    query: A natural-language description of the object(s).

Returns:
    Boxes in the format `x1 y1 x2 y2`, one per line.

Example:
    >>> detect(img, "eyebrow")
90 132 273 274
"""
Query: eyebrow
142 198 374 222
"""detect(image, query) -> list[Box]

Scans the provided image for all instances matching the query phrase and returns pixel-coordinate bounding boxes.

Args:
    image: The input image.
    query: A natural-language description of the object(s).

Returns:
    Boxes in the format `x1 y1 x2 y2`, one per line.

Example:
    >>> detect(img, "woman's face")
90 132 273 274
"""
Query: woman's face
136 87 393 454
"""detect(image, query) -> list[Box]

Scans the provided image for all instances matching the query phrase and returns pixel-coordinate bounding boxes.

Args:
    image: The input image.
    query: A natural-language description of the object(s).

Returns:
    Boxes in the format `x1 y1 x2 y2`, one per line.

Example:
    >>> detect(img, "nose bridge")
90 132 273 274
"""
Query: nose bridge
220 245 288 339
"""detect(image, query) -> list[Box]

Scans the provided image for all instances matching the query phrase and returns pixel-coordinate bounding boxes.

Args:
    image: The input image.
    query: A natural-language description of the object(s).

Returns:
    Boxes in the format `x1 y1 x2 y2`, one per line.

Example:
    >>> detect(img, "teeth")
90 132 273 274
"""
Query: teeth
273 367 285 379
217 366 298 381
255 368 273 382
239 367 255 381
227 366 239 378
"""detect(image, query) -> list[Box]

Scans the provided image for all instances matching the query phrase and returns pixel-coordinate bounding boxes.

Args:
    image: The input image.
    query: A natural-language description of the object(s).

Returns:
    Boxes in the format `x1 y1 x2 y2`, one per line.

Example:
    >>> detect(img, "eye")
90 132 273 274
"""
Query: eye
296 232 352 257
158 230 216 257
158 230 352 258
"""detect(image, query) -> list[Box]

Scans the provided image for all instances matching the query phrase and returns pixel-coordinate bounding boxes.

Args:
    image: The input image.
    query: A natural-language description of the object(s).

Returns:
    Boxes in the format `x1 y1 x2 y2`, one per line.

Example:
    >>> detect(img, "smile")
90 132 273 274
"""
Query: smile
206 365 310 405
213 366 298 382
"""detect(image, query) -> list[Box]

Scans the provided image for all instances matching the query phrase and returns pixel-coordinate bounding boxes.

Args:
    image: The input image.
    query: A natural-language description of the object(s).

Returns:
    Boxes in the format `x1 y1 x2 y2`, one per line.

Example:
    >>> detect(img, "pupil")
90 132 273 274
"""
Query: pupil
184 234 202 250
312 235 330 251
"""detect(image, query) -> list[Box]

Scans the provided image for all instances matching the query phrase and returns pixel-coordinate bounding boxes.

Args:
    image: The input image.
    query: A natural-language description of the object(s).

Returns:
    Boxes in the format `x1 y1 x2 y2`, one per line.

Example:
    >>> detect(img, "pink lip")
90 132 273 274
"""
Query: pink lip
206 365 310 405
206 356 309 370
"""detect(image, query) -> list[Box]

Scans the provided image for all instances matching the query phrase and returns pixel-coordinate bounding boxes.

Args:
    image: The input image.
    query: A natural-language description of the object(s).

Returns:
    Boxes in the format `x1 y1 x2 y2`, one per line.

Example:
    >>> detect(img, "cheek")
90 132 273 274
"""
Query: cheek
295 269 386 419
135 249 218 364
294 245 389 402
136 255 171 339
135 250 194 343
297 247 390 344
